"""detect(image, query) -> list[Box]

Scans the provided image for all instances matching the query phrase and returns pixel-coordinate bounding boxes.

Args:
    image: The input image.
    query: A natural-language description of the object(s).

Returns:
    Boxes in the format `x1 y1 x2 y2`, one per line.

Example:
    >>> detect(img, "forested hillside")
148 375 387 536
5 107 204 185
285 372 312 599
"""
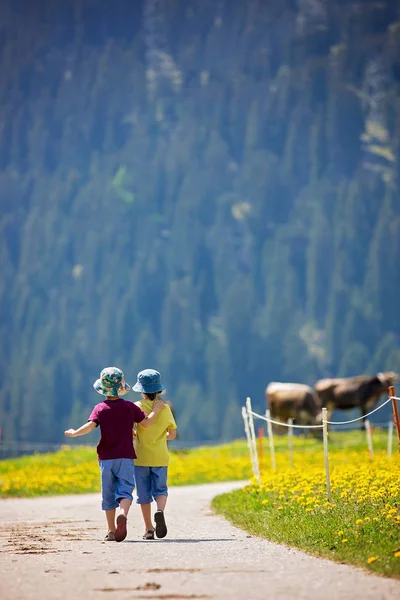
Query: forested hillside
0 0 399 444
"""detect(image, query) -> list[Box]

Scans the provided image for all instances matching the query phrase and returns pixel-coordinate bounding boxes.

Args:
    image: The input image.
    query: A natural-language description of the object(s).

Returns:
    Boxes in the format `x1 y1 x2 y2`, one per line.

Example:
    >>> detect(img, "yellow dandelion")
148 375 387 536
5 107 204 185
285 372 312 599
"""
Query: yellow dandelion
394 552 400 558
342 539 348 543
367 557 377 564
355 519 363 525
337 531 344 536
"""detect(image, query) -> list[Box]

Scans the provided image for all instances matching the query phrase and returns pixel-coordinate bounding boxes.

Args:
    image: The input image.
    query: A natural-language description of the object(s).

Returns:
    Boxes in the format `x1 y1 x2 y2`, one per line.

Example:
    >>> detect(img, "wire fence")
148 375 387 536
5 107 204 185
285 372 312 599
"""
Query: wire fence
250 396 393 429
242 390 400 500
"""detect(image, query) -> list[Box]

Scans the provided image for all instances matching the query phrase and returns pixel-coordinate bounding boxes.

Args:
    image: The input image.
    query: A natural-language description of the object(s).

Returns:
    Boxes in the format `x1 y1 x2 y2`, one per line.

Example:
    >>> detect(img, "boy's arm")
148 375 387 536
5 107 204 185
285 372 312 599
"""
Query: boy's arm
166 405 177 440
65 421 97 438
167 428 177 440
139 399 166 429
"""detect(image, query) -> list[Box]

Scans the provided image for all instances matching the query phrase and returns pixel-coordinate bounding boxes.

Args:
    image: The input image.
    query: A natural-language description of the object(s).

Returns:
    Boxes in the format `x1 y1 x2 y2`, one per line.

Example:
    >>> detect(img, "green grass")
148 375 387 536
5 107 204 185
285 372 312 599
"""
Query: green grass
0 428 394 495
0 440 253 497
212 488 400 578
211 429 400 578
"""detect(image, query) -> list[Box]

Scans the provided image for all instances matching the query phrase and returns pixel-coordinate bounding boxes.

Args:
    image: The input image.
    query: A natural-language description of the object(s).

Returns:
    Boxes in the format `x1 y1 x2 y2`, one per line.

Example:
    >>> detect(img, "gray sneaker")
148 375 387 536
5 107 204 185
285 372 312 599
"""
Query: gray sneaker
104 531 116 541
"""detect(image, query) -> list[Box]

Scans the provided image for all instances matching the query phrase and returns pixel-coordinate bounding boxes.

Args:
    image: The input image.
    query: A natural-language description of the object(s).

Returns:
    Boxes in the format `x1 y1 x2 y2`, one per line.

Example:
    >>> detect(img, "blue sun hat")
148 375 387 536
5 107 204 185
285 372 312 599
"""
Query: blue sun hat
93 367 131 396
132 369 165 394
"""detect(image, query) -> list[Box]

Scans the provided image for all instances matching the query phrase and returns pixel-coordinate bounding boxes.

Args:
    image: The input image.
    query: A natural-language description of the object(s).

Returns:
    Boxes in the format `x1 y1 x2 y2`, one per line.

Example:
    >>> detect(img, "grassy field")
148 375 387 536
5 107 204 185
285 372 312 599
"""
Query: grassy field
212 429 400 578
0 440 252 497
1 430 399 577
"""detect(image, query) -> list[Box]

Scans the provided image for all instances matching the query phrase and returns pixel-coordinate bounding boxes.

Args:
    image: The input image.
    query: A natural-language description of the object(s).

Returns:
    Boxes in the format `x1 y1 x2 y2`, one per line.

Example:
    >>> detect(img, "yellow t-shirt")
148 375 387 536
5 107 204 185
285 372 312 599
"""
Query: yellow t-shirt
133 400 177 467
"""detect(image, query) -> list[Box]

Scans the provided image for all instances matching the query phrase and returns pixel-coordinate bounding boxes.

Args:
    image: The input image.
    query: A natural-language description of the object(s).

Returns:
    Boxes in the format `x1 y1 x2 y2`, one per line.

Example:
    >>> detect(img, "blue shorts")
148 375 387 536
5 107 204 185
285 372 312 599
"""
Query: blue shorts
134 466 168 505
99 459 135 511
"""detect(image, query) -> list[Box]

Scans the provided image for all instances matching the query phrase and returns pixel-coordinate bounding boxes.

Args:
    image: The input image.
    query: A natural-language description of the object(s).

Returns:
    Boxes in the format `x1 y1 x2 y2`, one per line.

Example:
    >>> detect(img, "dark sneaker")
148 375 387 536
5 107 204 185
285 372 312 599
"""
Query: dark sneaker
143 529 155 540
115 514 127 542
154 510 167 539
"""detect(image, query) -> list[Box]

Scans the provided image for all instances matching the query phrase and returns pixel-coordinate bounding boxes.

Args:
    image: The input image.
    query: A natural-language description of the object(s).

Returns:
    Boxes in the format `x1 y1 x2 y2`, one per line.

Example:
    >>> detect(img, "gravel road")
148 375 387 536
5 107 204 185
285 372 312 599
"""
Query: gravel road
1 481 399 600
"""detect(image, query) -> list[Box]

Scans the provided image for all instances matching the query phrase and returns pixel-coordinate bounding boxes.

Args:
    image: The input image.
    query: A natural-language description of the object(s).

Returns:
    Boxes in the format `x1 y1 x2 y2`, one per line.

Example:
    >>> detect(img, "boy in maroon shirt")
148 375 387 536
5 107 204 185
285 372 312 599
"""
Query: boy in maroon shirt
64 366 165 542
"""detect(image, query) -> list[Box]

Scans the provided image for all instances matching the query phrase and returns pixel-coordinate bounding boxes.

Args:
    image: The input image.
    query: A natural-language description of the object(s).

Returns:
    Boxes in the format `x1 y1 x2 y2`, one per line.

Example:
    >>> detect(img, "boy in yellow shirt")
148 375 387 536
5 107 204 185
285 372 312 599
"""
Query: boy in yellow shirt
132 369 177 540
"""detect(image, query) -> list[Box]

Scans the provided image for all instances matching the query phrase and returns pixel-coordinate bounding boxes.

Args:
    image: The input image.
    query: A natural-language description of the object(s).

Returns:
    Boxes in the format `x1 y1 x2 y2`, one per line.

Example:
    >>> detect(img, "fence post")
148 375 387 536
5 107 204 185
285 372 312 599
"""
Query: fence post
265 409 276 471
389 385 400 454
322 407 332 502
388 420 394 459
365 419 374 459
288 418 293 468
246 397 261 483
242 407 257 479
257 427 264 473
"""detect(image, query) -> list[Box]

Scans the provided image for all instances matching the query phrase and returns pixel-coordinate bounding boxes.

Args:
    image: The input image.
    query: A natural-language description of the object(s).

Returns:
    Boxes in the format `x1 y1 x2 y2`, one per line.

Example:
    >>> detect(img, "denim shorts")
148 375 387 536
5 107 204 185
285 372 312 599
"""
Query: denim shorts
134 466 168 504
99 458 135 511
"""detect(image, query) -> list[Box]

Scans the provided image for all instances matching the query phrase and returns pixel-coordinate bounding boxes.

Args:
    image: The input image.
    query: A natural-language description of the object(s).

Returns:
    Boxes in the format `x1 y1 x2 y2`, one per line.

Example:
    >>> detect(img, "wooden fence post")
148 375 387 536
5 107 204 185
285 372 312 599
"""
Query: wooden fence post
246 397 261 483
388 420 394 458
389 386 400 454
365 419 374 459
288 418 294 468
242 406 257 479
257 427 264 473
265 409 276 471
322 407 332 502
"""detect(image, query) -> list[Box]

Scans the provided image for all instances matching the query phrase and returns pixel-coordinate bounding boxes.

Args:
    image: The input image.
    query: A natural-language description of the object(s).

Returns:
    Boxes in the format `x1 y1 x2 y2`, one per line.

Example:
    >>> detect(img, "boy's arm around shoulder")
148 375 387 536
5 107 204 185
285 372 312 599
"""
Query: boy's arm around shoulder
137 398 166 429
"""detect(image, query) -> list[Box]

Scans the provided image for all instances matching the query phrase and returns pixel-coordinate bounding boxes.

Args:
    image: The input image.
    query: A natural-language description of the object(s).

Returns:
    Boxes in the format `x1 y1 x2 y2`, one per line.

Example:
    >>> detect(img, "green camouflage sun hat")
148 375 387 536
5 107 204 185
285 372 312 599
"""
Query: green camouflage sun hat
93 367 131 397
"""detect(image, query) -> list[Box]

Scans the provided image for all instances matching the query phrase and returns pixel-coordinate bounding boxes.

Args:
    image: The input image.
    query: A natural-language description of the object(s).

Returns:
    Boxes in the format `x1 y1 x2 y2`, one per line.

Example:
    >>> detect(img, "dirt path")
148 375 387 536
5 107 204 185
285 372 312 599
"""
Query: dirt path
1 481 399 600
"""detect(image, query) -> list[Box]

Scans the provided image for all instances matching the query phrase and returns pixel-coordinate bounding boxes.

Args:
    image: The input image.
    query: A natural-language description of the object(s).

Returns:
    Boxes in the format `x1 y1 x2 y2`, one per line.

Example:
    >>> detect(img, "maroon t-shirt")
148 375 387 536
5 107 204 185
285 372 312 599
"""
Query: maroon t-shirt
89 398 146 460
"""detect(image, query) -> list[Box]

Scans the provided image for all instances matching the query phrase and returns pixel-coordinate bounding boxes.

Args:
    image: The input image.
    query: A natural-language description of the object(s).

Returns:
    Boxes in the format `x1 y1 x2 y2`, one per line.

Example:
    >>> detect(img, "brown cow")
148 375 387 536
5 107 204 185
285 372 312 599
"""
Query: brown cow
266 382 322 435
314 371 398 427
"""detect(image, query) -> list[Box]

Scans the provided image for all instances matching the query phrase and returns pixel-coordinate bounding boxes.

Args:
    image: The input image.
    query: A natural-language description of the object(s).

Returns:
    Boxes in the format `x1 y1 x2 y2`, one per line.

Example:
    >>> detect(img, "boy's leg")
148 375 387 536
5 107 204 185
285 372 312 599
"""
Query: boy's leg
114 459 135 510
106 509 116 533
99 460 119 538
140 503 154 531
134 465 154 533
155 494 167 512
151 467 168 538
152 467 168 511
119 498 131 517
114 459 135 542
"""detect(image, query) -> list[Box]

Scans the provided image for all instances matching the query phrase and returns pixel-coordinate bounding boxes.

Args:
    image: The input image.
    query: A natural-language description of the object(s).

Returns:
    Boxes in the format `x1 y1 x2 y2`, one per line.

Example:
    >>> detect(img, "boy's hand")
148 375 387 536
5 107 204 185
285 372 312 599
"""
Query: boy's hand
64 429 76 438
152 399 166 414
